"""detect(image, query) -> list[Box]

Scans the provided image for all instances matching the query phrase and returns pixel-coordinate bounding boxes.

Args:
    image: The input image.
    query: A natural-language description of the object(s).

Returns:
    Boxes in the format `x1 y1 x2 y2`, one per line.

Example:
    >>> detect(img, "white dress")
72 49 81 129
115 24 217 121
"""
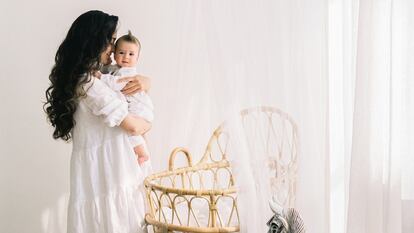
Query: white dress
67 76 151 233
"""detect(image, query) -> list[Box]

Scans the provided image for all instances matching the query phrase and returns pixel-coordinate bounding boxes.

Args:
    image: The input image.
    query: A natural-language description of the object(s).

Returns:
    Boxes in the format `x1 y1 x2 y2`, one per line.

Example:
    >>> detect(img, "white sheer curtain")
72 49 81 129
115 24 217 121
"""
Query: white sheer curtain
141 0 414 232
344 0 414 232
145 1 329 232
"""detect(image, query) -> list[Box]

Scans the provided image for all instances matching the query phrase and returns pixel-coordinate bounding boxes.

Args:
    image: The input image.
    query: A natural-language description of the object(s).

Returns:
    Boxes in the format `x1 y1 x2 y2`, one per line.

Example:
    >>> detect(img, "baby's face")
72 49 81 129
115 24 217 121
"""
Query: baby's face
114 41 139 67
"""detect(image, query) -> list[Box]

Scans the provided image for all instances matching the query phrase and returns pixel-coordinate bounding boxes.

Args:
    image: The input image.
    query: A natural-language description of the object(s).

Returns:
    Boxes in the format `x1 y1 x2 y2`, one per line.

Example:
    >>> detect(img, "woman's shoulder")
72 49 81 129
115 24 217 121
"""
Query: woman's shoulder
78 74 96 92
77 74 114 100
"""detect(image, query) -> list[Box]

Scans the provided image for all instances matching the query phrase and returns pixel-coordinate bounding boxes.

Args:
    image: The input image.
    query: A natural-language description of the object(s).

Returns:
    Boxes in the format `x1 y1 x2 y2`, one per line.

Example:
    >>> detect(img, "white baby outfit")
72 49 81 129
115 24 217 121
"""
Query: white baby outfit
101 66 154 150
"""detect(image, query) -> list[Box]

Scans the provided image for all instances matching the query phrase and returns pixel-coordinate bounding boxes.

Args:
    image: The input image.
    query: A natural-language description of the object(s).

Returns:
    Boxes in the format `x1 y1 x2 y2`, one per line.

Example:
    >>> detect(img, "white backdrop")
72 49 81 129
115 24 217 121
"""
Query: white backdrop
0 1 329 232
1 1 412 233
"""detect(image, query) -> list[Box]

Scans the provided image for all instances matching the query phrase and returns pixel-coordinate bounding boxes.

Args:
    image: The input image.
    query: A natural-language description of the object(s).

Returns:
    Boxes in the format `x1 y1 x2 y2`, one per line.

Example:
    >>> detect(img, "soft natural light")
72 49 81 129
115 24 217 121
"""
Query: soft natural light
1 1 413 233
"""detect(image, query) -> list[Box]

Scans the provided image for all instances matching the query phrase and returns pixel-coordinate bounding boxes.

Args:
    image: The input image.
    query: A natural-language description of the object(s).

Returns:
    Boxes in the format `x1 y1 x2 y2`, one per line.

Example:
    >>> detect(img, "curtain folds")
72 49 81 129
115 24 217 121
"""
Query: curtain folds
345 0 413 232
144 1 413 232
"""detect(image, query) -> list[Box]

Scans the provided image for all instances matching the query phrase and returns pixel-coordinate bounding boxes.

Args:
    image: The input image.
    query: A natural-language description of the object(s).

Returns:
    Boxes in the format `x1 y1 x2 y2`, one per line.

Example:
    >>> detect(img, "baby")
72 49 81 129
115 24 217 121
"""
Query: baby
100 31 154 165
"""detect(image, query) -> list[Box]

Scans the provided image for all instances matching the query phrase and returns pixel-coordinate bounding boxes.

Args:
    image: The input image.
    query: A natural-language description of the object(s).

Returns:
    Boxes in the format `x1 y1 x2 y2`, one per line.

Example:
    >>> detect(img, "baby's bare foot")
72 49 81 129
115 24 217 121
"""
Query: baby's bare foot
138 155 149 165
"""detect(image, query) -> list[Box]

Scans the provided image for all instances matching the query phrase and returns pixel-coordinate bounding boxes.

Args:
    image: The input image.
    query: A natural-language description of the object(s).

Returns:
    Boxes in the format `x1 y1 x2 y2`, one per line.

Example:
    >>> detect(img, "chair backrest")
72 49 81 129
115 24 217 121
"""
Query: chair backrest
240 106 299 208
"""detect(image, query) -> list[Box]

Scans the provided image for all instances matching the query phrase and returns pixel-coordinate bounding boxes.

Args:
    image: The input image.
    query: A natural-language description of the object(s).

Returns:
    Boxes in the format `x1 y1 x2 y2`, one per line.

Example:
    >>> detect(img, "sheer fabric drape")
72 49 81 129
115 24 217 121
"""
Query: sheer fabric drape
147 1 329 232
144 1 414 232
344 0 414 232
141 1 414 232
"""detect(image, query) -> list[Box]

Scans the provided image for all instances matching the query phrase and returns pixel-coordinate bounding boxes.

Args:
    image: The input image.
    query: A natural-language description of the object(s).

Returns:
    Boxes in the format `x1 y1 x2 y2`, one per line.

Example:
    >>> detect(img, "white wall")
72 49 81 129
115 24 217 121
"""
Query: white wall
0 1 330 232
0 1 183 232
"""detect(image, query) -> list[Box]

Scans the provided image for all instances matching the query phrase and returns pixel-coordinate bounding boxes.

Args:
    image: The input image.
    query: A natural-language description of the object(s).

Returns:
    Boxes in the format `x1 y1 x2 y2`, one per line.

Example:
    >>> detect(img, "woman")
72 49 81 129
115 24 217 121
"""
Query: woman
44 10 151 233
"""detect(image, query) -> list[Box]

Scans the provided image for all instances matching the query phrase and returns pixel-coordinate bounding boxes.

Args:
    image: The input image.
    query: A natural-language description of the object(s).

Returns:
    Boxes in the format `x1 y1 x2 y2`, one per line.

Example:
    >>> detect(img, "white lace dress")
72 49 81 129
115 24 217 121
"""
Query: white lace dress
67 76 151 233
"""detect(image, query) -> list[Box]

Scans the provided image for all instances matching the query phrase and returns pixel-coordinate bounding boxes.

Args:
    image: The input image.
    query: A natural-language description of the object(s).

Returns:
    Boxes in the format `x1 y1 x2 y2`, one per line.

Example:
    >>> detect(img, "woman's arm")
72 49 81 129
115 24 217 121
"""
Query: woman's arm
118 75 151 95
119 114 151 135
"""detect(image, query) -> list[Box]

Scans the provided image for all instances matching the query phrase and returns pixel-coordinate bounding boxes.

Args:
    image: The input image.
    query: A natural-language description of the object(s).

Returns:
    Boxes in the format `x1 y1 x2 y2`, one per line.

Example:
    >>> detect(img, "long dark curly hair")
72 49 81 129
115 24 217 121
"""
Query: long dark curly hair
44 10 118 141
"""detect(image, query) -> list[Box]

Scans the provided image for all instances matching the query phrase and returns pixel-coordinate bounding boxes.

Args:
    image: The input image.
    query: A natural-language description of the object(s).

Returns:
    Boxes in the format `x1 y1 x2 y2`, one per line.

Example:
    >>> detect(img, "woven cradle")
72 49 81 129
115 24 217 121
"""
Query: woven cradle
144 125 240 233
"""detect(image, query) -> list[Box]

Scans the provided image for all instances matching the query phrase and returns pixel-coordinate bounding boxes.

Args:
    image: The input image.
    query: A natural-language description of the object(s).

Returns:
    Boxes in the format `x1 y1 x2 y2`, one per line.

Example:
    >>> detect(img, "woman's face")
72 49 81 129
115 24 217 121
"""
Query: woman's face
99 33 117 65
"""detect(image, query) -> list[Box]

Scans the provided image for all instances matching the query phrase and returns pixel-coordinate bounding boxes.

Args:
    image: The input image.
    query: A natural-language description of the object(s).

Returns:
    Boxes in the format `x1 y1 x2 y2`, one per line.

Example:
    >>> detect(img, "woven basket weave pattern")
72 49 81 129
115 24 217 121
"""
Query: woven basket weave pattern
144 126 240 233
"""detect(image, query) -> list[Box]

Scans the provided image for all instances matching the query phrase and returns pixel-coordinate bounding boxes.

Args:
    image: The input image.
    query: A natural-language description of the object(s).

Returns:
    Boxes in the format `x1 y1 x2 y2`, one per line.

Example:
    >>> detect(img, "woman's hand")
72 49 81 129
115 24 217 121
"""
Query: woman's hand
118 75 151 96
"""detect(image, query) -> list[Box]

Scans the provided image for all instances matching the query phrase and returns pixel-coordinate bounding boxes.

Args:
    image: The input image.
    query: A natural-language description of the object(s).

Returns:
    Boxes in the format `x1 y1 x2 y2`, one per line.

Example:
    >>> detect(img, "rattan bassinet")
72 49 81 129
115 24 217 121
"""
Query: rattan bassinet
144 125 240 233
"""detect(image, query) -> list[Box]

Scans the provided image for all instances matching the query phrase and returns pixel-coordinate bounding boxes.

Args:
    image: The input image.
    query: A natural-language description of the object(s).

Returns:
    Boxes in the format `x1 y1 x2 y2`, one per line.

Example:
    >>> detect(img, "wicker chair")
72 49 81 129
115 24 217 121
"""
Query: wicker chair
144 125 240 233
240 106 299 208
